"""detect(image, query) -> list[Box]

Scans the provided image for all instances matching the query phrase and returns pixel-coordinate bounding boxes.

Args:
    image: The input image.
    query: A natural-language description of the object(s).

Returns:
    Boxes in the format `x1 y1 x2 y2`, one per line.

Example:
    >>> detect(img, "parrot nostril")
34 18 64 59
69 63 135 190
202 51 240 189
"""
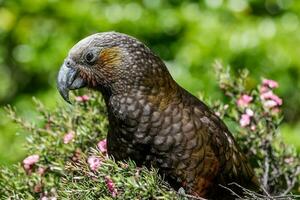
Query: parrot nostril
66 61 71 68
65 59 74 68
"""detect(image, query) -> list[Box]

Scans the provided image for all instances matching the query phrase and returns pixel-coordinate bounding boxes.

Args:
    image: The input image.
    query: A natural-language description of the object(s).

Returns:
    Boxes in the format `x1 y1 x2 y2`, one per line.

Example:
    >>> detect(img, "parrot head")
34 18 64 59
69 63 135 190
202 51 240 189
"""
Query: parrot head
57 32 170 103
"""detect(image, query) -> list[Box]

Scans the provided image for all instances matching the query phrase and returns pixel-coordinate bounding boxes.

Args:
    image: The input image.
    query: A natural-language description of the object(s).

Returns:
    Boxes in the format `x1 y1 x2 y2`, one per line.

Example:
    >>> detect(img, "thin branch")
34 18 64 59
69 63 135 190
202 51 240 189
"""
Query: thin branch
263 152 270 190
228 182 300 200
282 166 300 195
176 188 208 200
228 183 265 198
261 186 273 199
218 184 242 199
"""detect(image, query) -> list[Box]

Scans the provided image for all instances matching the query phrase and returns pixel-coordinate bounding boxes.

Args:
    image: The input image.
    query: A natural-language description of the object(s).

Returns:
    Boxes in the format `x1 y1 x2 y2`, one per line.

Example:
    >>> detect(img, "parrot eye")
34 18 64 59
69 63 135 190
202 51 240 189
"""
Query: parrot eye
84 52 96 64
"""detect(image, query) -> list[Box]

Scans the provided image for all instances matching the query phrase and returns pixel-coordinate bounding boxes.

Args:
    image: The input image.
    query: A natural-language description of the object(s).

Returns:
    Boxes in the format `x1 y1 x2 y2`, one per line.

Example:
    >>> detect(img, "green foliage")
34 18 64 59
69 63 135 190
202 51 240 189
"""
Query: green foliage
0 65 299 199
59 154 176 199
0 92 179 199
212 62 300 196
4 93 107 162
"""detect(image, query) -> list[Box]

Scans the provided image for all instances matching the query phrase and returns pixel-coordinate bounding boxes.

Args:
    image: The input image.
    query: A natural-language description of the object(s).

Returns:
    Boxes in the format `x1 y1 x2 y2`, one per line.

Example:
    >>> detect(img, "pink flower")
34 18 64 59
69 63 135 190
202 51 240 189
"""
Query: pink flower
97 139 107 154
23 155 39 172
260 90 272 99
259 85 270 94
37 167 46 176
23 155 39 165
88 156 102 171
262 78 279 88
239 114 251 127
63 131 75 144
263 100 277 108
75 95 90 102
237 94 253 107
272 94 283 105
105 176 118 197
260 91 283 105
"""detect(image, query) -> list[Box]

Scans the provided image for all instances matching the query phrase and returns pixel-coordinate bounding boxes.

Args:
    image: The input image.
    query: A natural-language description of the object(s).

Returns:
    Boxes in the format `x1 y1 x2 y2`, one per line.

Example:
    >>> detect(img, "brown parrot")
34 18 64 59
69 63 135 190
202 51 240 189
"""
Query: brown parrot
57 32 260 199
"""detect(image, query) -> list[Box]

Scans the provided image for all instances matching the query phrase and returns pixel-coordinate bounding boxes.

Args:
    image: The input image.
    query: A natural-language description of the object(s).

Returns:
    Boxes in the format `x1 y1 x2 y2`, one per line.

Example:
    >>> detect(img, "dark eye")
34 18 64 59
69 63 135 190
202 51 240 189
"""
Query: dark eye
85 52 95 64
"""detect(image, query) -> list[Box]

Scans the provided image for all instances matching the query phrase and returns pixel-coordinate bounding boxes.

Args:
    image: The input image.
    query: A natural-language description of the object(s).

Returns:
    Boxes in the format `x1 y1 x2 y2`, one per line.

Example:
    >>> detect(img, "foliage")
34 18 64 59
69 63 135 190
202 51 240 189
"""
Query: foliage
0 93 179 199
212 61 300 197
0 64 299 199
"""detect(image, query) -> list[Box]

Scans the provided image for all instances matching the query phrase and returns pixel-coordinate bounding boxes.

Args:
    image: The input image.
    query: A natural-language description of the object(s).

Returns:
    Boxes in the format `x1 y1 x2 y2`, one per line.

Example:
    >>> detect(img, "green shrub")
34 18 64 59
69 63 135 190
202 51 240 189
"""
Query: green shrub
0 63 299 199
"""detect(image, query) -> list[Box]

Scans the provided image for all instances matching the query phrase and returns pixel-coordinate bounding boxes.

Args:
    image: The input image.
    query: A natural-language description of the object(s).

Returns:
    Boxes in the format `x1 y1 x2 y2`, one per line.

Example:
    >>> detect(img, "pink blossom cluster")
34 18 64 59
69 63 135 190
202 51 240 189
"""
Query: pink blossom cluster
23 154 39 173
237 94 253 107
63 131 75 144
87 139 108 171
87 156 102 171
75 95 90 102
260 78 282 111
262 79 279 88
97 139 107 154
237 78 282 128
105 176 118 197
237 94 255 128
87 139 118 197
239 108 254 128
23 155 46 178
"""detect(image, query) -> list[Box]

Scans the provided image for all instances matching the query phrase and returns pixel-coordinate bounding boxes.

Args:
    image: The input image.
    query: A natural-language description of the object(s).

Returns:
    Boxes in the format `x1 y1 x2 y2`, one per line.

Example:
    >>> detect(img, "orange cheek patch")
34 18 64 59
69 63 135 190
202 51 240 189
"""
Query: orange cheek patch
98 47 122 67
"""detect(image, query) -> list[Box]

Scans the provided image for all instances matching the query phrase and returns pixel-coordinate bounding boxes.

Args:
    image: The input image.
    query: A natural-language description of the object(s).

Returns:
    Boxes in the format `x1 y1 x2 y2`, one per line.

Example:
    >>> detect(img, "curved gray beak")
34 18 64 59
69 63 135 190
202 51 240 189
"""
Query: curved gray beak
57 62 86 103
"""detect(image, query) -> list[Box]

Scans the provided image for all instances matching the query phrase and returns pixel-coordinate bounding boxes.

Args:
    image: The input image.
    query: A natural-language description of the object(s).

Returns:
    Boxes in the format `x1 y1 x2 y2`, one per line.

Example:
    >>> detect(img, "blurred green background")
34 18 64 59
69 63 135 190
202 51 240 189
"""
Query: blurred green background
0 0 299 165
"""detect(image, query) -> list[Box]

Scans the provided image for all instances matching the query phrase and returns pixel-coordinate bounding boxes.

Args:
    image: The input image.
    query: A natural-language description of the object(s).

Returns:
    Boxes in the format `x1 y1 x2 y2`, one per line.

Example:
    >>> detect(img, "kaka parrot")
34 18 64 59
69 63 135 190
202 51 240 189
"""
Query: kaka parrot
57 32 260 199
